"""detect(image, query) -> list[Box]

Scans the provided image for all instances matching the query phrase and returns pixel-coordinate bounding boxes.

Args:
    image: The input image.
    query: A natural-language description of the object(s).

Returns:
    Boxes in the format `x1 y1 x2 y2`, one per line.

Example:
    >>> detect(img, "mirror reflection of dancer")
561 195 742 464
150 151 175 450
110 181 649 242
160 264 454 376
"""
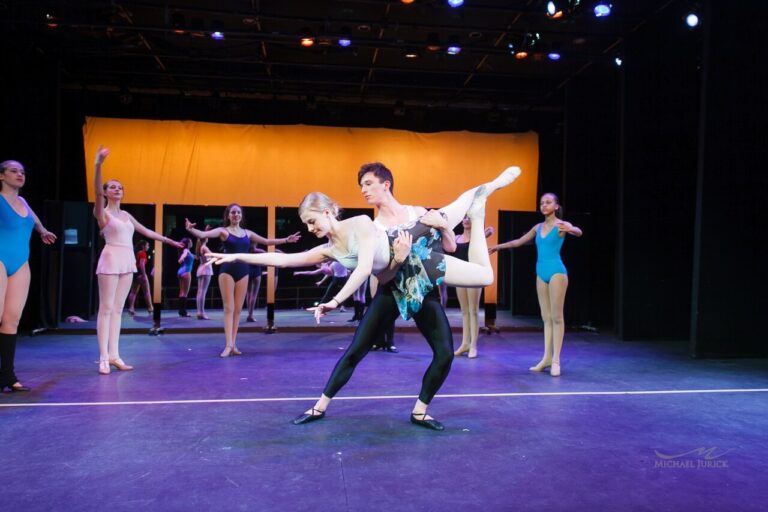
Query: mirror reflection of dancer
453 218 495 359
176 237 194 317
126 240 153 316
185 208 300 357
489 193 582 377
206 166 520 430
195 235 213 320
92 146 183 375
0 160 57 392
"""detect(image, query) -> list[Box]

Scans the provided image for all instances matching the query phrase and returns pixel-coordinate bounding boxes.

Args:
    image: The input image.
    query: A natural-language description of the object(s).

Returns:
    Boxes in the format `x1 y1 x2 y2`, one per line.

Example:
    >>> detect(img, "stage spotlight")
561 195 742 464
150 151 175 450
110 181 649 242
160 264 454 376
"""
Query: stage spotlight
338 27 352 47
685 12 700 28
300 28 315 47
425 33 442 52
548 52 561 61
45 13 58 28
400 0 415 4
546 1 564 18
446 35 461 55
403 47 420 59
593 2 612 17
210 20 225 40
447 0 464 7
515 51 528 60
171 12 185 34
614 55 623 67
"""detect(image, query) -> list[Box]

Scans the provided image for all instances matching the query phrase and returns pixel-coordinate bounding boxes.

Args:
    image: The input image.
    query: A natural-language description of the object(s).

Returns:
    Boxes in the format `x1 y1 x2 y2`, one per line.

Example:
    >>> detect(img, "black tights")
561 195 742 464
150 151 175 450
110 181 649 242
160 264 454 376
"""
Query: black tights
322 287 454 404
0 333 19 387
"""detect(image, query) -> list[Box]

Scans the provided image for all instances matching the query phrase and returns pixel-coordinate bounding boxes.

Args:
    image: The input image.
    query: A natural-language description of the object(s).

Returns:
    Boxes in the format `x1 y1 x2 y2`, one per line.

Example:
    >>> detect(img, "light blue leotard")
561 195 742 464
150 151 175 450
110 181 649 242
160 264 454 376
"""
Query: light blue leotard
535 224 567 284
0 195 35 276
177 251 195 276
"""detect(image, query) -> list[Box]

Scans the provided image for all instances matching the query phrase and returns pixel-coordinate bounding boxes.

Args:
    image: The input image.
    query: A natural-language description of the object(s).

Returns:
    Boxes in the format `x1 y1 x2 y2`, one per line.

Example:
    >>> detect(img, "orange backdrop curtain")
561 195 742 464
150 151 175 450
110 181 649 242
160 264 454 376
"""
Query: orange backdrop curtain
84 117 539 302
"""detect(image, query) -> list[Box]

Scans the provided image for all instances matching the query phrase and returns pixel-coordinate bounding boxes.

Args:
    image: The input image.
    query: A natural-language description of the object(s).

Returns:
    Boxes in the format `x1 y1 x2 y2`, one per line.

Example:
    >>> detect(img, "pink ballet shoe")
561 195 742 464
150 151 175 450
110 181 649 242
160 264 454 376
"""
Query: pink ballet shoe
98 358 110 375
109 358 134 371
454 344 470 357
529 360 552 372
231 346 242 356
220 346 233 358
550 362 561 377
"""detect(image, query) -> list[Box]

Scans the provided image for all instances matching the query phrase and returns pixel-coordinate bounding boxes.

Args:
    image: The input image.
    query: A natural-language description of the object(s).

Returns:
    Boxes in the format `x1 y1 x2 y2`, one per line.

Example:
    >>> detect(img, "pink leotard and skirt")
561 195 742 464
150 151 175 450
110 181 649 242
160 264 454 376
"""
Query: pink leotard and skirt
96 212 137 275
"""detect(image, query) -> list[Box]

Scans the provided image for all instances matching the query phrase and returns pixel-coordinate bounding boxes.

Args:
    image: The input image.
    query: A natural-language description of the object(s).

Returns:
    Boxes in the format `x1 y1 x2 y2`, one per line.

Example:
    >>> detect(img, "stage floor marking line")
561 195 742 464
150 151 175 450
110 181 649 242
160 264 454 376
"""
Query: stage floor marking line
2 388 767 408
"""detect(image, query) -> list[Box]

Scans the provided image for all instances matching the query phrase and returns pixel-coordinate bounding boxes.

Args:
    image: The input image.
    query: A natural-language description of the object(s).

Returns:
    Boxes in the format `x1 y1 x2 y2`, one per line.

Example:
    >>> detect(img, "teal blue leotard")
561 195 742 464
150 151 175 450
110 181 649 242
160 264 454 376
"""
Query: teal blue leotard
0 196 35 276
535 224 566 283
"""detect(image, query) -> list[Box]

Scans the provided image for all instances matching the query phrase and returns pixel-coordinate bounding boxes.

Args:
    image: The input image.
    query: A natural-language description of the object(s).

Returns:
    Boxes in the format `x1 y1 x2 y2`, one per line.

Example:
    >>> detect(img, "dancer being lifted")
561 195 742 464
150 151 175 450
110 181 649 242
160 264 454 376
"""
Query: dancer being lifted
206 165 521 430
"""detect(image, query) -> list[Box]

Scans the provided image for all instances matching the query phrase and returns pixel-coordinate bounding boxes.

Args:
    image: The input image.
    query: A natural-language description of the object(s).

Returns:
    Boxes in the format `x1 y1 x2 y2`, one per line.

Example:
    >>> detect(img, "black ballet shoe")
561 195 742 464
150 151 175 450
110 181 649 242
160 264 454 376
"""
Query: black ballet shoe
8 383 31 393
384 346 399 353
410 413 444 431
292 407 326 425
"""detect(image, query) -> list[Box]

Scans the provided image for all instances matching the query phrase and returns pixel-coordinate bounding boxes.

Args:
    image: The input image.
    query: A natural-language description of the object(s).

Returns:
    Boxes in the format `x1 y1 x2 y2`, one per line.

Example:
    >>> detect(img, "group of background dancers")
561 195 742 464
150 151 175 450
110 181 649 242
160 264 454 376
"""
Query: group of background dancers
1 151 582 430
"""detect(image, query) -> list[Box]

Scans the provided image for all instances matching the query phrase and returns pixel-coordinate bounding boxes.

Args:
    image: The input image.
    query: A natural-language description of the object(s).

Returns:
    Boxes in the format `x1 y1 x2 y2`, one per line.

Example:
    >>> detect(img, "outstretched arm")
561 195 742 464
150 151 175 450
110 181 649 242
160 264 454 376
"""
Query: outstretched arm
248 230 302 246
128 214 184 248
207 243 329 269
185 218 228 241
489 225 537 254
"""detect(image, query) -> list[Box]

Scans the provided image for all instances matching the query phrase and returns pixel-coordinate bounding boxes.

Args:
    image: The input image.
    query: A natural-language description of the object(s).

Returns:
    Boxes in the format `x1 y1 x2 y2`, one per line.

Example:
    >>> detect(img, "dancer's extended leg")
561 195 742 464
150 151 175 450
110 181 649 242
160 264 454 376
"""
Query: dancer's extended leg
438 166 521 229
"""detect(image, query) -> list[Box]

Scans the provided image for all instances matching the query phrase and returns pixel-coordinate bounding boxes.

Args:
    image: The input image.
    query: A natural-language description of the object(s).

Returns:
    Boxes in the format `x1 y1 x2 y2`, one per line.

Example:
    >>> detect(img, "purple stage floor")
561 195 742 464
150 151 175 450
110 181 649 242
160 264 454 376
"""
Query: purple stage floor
2 328 767 511
53 307 544 334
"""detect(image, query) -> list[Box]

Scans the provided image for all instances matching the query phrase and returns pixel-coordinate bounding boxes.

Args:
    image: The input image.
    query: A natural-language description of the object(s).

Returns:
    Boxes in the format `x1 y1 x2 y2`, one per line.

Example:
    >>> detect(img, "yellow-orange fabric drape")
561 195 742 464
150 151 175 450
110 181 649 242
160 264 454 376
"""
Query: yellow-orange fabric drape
84 117 539 303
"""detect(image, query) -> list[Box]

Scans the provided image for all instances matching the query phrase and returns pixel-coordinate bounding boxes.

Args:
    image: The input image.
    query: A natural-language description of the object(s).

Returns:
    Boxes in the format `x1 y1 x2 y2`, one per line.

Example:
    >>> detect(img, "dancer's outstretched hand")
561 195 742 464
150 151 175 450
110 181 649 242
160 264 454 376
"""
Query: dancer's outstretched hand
307 300 338 324
39 229 57 244
205 252 237 266
488 245 500 255
167 239 185 249
392 230 412 264
184 218 196 231
285 231 301 243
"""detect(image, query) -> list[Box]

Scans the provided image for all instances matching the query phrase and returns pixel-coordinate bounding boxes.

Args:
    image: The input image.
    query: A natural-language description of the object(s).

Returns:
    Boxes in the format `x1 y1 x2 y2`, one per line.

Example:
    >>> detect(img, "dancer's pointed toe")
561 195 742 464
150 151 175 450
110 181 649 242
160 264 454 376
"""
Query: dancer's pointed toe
292 408 326 425
410 413 444 431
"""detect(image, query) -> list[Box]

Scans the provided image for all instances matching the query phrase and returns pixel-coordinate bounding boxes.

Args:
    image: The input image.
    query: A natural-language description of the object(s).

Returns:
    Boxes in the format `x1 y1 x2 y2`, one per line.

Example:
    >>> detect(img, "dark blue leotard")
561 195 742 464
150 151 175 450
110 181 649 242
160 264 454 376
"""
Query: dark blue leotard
220 232 251 281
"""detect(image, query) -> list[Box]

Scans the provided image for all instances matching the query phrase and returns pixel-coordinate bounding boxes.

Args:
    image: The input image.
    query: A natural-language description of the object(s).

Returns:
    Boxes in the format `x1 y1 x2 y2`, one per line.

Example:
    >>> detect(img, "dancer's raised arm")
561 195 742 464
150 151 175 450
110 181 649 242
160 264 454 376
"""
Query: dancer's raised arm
92 145 110 228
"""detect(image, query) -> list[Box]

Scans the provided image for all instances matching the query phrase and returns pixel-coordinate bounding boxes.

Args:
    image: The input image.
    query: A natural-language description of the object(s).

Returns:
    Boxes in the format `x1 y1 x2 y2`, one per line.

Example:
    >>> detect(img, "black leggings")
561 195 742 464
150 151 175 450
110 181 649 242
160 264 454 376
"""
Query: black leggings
322 287 454 404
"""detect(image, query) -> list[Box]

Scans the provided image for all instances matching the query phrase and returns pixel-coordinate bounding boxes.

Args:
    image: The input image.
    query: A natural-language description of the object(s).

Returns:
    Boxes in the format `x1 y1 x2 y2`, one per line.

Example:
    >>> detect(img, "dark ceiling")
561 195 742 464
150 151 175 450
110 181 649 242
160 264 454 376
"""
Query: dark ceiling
4 0 679 126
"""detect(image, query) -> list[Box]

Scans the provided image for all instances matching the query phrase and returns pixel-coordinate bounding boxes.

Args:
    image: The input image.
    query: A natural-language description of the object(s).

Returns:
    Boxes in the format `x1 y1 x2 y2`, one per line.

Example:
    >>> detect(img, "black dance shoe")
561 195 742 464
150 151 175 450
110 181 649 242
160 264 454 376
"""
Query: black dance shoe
5 383 31 393
410 413 444 431
384 346 399 353
292 408 326 425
